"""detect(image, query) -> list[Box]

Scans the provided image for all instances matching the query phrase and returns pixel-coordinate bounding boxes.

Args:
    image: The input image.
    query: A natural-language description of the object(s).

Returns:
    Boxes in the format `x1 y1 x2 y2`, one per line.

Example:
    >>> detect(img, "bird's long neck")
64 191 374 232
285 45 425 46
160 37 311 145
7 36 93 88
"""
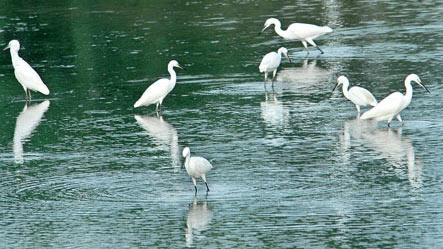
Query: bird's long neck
404 79 413 106
342 82 350 98
10 49 20 68
168 66 177 89
273 22 287 38
277 51 283 61
184 154 190 169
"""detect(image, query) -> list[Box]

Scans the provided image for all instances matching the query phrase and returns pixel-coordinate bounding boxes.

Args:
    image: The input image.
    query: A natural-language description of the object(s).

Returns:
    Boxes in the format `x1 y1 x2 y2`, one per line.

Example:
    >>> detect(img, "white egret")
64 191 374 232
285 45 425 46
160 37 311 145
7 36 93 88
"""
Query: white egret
361 74 429 127
133 60 184 112
260 18 333 55
182 147 213 194
4 40 50 100
333 75 378 113
259 47 291 86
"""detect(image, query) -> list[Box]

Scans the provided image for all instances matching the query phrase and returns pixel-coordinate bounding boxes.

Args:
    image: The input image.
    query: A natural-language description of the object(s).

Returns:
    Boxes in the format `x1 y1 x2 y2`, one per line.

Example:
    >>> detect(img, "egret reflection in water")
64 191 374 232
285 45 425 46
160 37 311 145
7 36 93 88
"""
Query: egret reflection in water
185 196 212 247
13 100 50 164
341 119 422 188
260 90 290 129
275 59 333 91
134 115 180 169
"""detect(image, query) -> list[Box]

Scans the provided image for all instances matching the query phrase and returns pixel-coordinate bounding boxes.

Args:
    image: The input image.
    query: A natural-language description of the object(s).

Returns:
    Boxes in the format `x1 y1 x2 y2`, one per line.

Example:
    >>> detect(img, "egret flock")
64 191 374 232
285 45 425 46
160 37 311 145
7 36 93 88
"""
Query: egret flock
3 16 430 193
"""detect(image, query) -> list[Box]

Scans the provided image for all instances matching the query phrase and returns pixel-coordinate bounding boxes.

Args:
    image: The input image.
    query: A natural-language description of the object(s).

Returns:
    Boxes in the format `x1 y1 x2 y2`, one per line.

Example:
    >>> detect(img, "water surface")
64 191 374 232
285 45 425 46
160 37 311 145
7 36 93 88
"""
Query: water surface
1 0 443 248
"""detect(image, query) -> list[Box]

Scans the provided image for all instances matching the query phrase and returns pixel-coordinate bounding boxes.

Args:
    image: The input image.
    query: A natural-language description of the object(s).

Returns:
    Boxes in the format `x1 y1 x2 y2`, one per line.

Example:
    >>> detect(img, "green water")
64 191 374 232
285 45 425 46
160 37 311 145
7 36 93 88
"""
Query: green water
1 0 443 248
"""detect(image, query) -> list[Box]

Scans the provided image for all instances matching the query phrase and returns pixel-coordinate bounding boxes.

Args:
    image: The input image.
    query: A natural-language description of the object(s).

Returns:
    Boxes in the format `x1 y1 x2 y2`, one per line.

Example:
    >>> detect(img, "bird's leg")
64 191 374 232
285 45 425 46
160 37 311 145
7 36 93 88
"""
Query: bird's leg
205 182 210 192
155 103 159 113
263 73 268 90
271 70 277 89
28 89 32 101
301 41 310 56
272 70 277 82
306 39 324 54
355 105 361 113
316 46 325 54
192 178 198 195
396 114 403 123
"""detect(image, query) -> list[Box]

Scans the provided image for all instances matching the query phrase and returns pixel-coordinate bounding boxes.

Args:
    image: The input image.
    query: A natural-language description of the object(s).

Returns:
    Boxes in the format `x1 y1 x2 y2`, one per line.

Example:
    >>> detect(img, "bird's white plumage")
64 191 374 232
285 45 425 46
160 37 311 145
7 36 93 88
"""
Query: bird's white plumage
186 157 213 178
261 18 332 54
183 147 213 193
259 47 290 82
361 92 405 121
5 40 50 98
348 87 377 107
286 23 332 40
334 76 377 113
361 74 428 126
134 78 170 108
134 60 183 110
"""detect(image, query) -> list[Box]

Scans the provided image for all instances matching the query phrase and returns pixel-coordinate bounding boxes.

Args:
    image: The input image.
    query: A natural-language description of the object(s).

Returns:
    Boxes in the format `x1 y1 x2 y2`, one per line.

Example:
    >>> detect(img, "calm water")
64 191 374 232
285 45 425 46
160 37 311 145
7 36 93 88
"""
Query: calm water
1 0 443 248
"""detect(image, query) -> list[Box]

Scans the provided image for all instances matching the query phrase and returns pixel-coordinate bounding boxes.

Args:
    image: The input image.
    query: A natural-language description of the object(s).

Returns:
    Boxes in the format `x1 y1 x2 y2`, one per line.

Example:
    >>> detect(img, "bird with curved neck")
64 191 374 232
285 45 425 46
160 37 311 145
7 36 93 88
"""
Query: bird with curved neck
182 147 213 194
134 60 184 113
333 76 377 114
361 74 429 127
4 40 50 101
259 47 291 87
260 18 332 55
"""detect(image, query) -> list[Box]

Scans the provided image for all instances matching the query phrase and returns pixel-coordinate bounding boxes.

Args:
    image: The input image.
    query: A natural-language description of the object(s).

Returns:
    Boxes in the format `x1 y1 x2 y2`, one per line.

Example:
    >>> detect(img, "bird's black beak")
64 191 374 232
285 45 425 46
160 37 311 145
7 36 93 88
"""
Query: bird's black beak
286 55 292 64
259 26 268 35
332 83 339 92
422 83 430 93
418 79 430 93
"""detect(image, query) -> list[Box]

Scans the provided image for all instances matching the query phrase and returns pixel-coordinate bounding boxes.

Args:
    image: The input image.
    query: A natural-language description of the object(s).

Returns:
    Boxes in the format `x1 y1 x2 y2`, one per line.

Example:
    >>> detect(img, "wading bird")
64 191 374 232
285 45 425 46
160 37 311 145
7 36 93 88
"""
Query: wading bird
182 147 213 194
134 60 184 112
361 74 429 127
260 18 332 55
259 47 291 87
4 40 50 101
333 75 377 114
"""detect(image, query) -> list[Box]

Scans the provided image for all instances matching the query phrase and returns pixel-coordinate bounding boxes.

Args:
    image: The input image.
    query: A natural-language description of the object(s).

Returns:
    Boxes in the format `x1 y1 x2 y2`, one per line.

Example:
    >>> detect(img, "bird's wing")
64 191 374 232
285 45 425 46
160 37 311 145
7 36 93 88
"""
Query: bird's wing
14 58 50 95
348 86 378 106
361 92 403 120
259 52 279 72
134 78 169 107
190 157 213 175
287 23 332 40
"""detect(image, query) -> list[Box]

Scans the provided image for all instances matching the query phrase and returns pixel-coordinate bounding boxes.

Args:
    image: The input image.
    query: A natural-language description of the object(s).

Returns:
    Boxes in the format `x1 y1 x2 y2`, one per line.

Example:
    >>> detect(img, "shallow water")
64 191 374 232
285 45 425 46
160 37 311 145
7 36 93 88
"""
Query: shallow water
1 0 443 248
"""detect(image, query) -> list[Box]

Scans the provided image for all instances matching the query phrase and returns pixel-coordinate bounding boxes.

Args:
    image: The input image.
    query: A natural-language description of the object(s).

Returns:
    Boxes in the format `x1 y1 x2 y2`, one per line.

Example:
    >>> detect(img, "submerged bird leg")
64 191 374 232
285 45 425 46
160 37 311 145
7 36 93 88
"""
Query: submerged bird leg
194 186 198 195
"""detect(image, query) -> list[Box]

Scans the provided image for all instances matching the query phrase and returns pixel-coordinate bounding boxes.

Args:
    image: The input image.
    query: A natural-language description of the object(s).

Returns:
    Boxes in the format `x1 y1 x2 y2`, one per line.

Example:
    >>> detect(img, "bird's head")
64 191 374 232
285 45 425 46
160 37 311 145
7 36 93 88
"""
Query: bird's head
182 147 190 158
333 76 349 92
407 74 430 93
169 60 185 70
4 40 20 52
278 47 291 63
260 18 279 34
